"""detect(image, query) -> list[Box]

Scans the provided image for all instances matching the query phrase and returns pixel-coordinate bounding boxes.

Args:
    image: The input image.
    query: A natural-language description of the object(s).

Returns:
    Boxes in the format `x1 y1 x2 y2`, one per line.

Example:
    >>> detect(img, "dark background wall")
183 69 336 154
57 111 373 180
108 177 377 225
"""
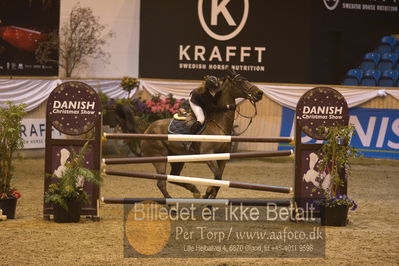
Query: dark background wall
309 0 399 84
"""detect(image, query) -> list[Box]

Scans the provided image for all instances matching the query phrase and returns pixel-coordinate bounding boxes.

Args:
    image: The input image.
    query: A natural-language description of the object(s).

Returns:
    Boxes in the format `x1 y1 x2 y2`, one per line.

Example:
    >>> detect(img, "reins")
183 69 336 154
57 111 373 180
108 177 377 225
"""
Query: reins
234 100 257 136
227 75 259 136
206 74 259 136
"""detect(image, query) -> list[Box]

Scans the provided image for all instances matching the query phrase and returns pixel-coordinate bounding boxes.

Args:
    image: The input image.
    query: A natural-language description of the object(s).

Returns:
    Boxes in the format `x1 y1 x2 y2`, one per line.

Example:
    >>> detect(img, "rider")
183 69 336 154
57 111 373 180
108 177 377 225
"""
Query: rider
188 75 236 133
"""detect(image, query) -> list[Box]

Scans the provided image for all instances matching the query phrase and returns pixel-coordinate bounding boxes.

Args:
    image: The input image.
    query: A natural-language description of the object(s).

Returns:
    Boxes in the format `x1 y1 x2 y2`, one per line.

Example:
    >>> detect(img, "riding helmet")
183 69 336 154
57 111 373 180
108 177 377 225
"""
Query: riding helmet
204 75 220 92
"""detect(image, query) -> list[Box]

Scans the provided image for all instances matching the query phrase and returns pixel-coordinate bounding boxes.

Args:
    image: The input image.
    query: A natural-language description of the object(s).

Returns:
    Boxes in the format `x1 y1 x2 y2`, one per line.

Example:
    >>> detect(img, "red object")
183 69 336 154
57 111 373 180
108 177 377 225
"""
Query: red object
0 26 46 52
11 191 21 199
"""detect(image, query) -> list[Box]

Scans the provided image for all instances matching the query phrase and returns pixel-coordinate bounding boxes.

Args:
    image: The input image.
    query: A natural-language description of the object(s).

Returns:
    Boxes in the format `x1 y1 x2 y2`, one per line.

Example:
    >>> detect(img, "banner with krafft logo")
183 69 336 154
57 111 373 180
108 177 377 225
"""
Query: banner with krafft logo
139 0 306 82
20 119 64 149
139 0 398 84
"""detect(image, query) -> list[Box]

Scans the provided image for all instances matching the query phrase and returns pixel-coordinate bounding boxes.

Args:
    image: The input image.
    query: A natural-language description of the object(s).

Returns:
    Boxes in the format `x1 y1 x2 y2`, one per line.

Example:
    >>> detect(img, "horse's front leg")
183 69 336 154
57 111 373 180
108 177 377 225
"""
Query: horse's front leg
152 162 172 198
203 160 226 199
169 162 201 198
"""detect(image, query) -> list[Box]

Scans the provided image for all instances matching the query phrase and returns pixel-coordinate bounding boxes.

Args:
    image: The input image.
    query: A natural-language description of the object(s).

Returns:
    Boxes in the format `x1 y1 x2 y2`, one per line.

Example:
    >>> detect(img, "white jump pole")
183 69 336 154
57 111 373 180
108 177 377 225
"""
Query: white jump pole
103 150 294 165
101 197 292 206
103 133 294 143
105 169 293 194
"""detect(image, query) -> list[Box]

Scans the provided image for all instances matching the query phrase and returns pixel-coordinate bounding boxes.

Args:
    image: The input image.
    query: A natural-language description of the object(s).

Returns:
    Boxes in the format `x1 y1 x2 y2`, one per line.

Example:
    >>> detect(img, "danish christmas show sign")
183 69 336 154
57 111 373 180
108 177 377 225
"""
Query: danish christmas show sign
294 87 349 215
44 81 102 220
296 87 349 139
46 81 101 135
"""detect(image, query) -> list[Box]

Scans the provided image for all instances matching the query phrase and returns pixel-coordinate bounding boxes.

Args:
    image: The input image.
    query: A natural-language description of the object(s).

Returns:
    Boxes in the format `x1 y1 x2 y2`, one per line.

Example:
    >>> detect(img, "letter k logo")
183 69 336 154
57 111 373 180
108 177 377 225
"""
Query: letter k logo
198 0 249 41
211 0 236 26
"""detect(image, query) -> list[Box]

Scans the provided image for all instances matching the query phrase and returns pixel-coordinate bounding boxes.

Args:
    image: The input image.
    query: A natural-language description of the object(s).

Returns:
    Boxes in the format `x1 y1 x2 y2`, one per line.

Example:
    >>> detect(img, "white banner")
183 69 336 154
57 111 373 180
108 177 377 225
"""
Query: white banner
21 119 64 149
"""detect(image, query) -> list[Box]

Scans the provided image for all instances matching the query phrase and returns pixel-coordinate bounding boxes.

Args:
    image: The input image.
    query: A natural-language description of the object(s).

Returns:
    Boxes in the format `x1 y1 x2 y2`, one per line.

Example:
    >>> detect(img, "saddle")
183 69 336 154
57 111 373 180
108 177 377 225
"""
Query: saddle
168 108 205 134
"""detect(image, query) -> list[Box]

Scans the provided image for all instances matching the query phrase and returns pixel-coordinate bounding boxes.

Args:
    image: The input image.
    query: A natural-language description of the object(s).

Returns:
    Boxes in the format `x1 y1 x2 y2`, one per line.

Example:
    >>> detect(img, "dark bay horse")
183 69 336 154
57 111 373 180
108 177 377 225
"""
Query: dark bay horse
141 69 264 199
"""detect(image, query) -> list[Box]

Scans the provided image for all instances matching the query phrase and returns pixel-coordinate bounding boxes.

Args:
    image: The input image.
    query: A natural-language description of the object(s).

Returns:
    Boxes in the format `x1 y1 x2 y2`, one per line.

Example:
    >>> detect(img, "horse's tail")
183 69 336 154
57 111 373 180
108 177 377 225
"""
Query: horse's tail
115 103 139 133
114 103 144 157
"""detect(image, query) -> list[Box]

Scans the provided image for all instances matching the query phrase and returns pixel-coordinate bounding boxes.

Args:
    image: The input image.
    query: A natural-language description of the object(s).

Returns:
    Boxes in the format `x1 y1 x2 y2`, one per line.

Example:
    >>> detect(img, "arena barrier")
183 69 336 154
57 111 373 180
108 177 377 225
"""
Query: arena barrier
105 169 293 193
101 197 292 206
103 150 293 164
103 133 294 143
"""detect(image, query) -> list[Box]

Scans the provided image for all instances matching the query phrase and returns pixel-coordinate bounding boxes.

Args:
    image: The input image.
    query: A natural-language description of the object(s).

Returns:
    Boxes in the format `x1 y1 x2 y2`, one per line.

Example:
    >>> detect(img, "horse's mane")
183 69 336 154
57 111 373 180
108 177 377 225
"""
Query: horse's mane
192 83 207 94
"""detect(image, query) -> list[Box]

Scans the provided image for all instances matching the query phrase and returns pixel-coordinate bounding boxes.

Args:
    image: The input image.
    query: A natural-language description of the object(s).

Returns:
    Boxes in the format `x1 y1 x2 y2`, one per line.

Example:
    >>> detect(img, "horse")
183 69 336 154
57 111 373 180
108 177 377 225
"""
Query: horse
140 69 264 199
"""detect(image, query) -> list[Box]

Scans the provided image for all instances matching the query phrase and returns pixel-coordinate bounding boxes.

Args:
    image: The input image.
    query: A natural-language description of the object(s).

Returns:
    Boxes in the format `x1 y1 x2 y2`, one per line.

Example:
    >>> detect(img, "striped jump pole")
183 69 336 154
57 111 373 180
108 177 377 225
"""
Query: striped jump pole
105 169 293 194
101 197 292 206
103 150 293 165
103 133 294 143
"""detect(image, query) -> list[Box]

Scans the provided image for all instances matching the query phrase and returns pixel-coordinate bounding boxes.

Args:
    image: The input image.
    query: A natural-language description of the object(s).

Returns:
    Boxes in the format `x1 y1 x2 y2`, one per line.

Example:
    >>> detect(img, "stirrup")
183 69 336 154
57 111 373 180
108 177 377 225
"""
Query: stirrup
183 141 192 151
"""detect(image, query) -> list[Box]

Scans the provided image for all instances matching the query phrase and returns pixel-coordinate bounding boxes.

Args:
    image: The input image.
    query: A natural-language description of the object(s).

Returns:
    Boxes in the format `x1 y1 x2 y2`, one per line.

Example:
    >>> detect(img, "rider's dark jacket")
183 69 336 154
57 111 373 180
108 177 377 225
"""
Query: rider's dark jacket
190 86 229 114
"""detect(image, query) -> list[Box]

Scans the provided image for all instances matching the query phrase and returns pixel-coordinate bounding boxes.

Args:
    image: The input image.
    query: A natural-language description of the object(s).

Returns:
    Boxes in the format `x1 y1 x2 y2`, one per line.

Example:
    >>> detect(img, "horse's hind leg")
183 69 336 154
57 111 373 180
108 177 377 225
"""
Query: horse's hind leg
203 160 226 199
169 162 201 199
152 162 172 198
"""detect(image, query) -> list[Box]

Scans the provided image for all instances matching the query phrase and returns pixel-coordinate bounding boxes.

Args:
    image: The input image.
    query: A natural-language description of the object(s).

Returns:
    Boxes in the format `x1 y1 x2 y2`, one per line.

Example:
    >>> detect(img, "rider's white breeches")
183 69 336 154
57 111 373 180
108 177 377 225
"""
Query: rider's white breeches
189 97 205 124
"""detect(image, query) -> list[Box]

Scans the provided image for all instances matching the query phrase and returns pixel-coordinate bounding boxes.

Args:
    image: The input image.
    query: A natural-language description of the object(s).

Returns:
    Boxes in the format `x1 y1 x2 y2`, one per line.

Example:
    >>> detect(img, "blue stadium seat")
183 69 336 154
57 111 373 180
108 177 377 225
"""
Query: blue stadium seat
361 70 381 87
342 68 363 86
378 70 399 87
394 42 399 54
376 36 396 54
377 53 398 71
360 52 380 71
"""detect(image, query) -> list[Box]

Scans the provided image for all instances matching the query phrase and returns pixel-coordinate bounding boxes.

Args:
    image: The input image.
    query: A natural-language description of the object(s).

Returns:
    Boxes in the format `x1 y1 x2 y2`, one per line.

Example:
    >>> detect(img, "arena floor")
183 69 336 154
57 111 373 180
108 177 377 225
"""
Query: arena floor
1 157 398 265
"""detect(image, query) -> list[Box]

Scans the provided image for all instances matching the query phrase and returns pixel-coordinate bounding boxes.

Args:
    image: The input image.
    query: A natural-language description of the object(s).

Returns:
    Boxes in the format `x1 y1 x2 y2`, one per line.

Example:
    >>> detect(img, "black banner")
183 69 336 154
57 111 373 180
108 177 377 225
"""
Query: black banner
139 0 399 84
0 0 59 76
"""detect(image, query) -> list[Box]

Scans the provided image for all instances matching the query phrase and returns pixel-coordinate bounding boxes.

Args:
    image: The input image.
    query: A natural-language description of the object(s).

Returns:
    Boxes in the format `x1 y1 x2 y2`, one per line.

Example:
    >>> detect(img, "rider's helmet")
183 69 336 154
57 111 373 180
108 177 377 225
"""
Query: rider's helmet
204 75 221 93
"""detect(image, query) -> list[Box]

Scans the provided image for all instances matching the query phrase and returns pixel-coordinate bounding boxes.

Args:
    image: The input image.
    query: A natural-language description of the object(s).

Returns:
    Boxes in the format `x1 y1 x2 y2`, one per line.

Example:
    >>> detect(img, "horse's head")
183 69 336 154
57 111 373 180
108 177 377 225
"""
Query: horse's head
223 68 263 103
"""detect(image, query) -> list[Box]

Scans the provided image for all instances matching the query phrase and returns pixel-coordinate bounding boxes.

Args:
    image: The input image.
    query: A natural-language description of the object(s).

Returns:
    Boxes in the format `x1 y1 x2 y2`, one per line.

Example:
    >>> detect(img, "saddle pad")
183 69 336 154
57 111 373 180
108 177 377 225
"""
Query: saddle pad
168 119 191 134
168 119 207 134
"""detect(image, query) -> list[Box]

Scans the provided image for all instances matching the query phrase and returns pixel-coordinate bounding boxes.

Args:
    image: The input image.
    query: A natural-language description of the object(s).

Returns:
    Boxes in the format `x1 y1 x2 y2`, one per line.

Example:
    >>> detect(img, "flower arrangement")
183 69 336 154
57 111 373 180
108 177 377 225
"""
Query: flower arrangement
313 124 359 211
131 93 191 124
100 92 191 155
316 194 357 211
0 102 26 200
0 189 21 199
120 76 140 98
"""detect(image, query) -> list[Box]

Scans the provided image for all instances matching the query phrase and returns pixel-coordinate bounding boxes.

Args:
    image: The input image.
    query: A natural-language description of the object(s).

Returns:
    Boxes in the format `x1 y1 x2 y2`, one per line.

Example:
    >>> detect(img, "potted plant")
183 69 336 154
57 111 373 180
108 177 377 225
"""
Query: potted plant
314 124 358 226
120 76 140 99
0 102 26 219
45 141 102 222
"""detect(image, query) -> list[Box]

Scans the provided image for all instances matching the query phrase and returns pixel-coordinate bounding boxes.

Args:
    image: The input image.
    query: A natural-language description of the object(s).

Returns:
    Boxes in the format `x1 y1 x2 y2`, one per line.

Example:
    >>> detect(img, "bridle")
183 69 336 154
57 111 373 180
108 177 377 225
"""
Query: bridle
228 74 260 104
225 74 260 135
